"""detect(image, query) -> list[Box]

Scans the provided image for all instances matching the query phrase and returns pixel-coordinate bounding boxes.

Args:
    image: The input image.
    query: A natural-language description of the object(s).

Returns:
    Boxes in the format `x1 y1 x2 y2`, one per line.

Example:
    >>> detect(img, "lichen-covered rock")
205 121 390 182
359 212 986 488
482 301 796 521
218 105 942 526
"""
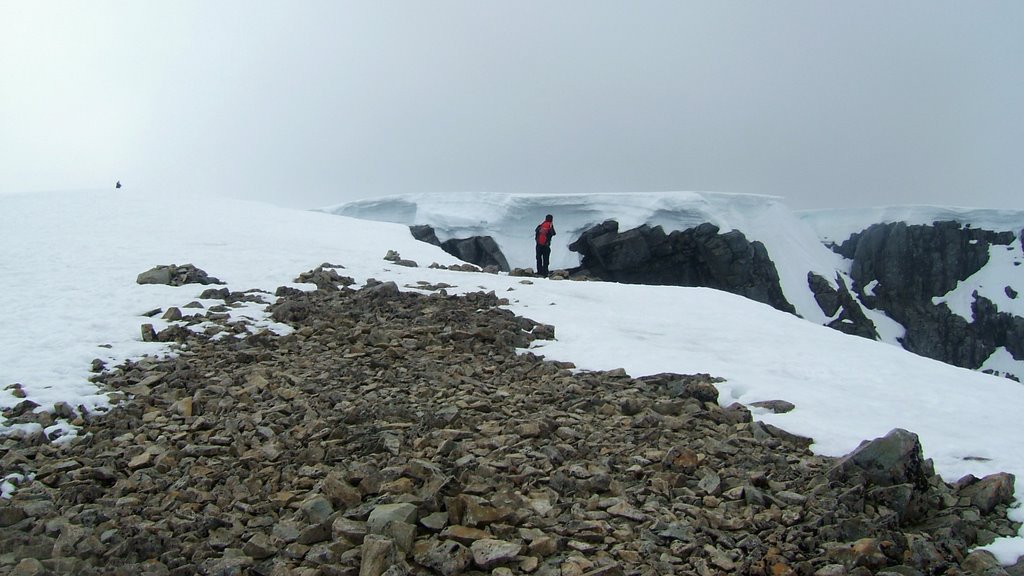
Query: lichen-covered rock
367 503 418 535
413 538 471 575
960 473 1017 514
470 538 522 569
360 535 404 576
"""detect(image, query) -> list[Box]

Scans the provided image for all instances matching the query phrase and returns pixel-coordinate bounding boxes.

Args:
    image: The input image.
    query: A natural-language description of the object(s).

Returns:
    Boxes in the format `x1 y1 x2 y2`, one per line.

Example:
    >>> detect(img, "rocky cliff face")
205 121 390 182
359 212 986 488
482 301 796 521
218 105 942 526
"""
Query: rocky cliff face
567 220 796 315
831 221 1024 377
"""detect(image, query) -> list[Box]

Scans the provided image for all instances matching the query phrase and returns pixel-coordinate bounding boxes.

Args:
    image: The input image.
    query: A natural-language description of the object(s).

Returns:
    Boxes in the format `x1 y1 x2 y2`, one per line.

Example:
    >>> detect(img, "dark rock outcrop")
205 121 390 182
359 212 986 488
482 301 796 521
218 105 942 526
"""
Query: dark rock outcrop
411 225 510 272
568 220 796 314
410 224 441 246
831 221 1022 374
807 272 879 339
834 222 1013 300
440 236 509 272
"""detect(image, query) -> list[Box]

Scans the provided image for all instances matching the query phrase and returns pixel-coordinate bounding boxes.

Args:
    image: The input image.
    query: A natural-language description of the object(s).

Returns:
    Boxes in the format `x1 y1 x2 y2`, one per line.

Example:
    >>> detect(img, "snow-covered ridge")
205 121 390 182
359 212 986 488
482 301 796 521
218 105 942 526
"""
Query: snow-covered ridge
320 191 847 325
319 191 798 264
799 205 1024 245
324 191 1024 381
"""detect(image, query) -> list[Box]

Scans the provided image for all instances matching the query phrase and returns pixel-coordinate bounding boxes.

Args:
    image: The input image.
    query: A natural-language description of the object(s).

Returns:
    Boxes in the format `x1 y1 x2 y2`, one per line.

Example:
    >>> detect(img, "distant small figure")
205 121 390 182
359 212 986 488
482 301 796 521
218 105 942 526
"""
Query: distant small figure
534 214 556 277
115 181 122 189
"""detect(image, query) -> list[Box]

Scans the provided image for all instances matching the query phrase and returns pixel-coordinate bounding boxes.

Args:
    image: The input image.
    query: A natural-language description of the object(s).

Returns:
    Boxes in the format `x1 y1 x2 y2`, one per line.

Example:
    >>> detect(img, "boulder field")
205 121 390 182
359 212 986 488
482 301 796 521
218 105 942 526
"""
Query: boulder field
1 264 1020 575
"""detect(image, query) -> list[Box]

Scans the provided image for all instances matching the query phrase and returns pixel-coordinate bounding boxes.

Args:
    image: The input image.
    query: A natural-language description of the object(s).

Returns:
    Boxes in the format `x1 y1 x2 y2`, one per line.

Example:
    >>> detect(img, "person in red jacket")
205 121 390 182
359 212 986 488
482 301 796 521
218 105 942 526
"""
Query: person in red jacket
535 214 556 277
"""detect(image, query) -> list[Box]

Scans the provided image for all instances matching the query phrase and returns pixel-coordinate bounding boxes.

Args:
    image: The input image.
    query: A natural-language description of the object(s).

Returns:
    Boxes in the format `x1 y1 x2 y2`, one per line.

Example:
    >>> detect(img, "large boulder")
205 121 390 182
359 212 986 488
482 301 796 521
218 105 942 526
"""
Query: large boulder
828 428 939 525
409 224 510 271
410 224 441 246
440 236 510 272
568 220 796 314
828 428 934 490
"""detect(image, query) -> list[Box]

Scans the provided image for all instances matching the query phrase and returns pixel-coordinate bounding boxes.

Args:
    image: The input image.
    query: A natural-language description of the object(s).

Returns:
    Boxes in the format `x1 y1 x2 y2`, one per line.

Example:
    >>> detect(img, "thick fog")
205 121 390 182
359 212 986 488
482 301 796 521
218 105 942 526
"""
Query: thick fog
1 1 1021 210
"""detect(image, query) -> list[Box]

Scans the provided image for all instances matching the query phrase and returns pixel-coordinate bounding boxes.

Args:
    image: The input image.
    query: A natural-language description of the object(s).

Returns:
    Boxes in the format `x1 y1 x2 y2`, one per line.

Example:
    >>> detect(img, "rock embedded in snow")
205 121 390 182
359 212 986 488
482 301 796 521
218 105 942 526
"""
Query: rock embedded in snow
382 249 419 268
293 263 355 290
440 235 510 272
749 399 797 414
807 271 879 339
409 224 442 246
135 263 223 286
409 224 511 272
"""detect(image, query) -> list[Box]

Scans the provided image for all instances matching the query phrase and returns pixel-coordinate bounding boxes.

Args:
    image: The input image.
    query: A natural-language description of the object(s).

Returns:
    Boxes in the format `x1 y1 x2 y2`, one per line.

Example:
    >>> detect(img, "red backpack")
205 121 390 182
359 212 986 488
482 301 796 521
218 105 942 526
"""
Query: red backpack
536 221 552 246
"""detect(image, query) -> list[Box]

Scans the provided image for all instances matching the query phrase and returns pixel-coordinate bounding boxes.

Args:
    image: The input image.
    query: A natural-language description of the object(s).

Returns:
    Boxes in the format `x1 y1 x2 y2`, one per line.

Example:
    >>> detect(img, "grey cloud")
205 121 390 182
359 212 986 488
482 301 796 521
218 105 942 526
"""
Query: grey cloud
1 1 1021 211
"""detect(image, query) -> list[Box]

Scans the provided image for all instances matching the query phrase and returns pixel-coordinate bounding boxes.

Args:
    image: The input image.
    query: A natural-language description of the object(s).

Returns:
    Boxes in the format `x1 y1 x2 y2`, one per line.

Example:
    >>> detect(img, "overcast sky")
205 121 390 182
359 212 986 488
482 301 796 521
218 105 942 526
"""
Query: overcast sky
1 1 1022 211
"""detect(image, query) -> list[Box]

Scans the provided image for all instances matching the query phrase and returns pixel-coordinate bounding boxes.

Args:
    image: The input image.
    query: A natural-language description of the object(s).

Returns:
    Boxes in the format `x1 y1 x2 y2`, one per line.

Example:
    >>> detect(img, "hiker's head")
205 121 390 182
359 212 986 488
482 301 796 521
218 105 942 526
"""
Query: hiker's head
545 214 553 222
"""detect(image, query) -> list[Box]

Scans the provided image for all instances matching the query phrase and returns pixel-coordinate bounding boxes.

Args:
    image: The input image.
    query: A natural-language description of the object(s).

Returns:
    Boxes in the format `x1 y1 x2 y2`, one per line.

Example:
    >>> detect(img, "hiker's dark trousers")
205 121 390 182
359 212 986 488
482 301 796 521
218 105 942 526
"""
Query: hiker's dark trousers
536 244 551 276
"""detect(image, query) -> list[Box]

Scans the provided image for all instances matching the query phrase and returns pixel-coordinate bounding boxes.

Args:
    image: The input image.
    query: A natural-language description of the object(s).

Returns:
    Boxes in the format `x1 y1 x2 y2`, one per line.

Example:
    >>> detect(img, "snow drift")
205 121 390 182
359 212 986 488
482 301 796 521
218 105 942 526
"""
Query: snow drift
323 192 1024 381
